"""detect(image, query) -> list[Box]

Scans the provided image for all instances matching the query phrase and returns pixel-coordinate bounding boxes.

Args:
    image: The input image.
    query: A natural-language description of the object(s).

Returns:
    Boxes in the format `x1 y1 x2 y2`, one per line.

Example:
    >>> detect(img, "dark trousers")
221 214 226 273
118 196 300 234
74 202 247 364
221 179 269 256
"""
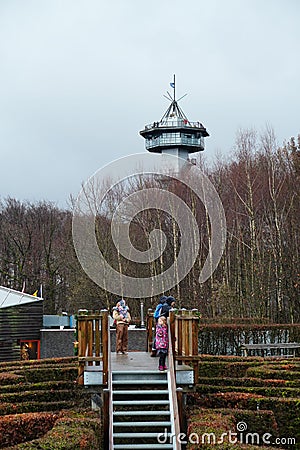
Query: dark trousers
158 351 167 367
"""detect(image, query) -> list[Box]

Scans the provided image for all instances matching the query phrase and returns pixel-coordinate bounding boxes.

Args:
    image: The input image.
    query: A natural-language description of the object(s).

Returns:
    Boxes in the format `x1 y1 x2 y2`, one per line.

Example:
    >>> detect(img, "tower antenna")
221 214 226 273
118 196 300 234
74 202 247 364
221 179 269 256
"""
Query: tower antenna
171 74 176 101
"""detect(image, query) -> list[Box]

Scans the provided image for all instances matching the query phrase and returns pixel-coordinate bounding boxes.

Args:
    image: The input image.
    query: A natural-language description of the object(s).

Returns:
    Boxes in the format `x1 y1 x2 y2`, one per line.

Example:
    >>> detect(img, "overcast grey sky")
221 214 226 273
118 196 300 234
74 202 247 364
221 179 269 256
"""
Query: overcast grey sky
0 0 299 208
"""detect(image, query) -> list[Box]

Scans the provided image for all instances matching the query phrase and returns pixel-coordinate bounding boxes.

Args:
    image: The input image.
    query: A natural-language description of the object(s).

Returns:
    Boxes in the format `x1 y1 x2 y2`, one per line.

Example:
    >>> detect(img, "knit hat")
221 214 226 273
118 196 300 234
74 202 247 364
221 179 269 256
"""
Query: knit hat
166 296 175 306
159 295 167 304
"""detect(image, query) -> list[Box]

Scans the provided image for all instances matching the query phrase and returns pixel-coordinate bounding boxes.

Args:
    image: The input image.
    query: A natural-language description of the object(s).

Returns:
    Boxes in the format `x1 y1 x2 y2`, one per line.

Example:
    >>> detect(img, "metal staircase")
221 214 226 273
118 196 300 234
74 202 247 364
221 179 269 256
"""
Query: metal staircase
112 370 177 449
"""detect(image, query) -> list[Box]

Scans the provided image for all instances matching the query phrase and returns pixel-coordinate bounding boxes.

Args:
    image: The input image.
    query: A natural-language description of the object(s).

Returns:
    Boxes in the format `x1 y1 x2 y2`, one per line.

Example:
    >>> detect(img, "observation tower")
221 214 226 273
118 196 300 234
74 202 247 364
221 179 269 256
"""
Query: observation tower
140 75 209 166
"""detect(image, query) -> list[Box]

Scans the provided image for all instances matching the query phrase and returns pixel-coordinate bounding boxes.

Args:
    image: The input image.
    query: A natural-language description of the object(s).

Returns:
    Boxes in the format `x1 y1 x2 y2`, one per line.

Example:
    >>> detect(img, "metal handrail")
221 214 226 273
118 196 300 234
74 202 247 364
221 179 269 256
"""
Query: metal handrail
144 120 206 130
103 310 113 449
168 316 181 450
107 314 113 449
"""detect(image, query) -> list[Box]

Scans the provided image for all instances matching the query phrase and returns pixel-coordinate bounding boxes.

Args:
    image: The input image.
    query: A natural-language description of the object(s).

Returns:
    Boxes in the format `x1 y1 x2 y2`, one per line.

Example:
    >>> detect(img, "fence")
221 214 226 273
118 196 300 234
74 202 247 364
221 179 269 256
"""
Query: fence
77 310 109 386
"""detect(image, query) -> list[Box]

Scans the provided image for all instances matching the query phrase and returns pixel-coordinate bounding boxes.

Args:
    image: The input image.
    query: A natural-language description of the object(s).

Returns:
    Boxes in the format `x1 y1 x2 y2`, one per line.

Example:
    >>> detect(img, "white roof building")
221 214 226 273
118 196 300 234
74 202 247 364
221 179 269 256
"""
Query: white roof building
0 285 42 309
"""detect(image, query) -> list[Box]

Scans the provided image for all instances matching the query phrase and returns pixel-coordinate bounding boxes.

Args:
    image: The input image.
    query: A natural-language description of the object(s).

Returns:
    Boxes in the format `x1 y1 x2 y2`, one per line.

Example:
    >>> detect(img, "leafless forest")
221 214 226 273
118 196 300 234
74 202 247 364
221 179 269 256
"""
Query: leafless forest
1 129 299 323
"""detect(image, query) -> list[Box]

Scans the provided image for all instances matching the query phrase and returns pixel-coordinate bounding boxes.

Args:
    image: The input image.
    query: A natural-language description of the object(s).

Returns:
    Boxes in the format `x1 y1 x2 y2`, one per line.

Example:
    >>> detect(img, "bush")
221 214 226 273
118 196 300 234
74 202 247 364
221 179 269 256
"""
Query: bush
186 408 279 449
0 413 58 448
195 383 300 398
0 373 24 386
6 412 101 450
0 401 78 416
198 361 261 379
246 366 300 381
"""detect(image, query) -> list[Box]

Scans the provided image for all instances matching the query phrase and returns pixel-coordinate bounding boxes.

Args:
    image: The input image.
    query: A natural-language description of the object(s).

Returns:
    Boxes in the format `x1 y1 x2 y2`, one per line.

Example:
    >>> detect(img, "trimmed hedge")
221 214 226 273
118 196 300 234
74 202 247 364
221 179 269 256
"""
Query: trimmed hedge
0 373 24 386
0 357 99 448
0 388 86 405
188 356 300 448
197 376 300 388
186 408 282 450
246 366 300 381
187 394 300 447
0 413 58 448
0 401 79 416
0 357 77 371
198 323 300 356
13 367 78 383
195 383 300 398
5 412 101 450
0 380 75 394
198 361 261 378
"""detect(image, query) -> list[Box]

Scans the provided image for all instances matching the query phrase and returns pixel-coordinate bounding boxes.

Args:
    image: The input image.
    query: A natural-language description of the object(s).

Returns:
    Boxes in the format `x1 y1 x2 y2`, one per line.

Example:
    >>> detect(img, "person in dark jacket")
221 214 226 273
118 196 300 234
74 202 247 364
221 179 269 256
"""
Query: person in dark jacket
160 296 176 318
153 295 167 321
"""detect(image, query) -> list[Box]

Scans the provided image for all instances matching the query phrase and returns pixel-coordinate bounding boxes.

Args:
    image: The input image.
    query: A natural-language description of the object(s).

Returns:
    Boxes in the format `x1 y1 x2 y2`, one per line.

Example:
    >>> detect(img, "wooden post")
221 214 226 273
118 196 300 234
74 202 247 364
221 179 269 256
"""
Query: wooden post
146 309 153 352
169 310 176 367
177 315 183 365
102 310 109 386
184 319 190 364
103 388 109 448
176 387 184 433
88 319 93 366
191 314 199 383
95 317 100 364
77 313 88 385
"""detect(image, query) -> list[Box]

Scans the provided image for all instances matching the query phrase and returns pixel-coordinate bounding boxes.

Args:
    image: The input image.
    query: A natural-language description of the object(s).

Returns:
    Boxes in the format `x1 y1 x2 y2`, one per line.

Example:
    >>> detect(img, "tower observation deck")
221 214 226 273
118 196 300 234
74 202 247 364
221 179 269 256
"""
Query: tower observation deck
140 76 209 163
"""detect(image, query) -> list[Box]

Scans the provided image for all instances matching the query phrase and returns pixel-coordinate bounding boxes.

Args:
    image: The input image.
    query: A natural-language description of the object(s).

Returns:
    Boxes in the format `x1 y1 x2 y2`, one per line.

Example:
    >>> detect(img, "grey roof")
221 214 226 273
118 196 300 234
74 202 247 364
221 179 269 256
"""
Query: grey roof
0 285 43 309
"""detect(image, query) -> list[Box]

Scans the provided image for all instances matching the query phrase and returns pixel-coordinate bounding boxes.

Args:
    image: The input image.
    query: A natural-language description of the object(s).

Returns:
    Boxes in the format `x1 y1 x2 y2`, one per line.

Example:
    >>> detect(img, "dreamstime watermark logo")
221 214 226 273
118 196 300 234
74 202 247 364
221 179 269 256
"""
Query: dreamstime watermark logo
72 153 226 298
157 421 297 446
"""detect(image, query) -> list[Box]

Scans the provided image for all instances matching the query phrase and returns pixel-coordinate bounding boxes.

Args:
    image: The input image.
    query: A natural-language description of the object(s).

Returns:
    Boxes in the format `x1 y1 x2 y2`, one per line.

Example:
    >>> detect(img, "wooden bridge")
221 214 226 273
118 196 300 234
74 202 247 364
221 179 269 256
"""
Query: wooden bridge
77 309 200 450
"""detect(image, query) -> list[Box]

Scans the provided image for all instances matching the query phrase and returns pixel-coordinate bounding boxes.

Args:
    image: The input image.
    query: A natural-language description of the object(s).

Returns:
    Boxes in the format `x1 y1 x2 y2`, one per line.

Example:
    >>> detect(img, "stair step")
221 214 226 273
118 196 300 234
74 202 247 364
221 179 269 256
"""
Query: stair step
113 379 168 385
113 410 170 416
113 400 170 406
113 445 173 449
113 370 166 376
112 370 167 381
113 421 171 427
113 390 169 395
114 432 171 438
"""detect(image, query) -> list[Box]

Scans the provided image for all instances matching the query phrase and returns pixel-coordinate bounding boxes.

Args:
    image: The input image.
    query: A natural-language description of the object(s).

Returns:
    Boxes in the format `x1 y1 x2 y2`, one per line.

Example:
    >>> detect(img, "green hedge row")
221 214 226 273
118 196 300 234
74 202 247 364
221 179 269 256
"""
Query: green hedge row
197 376 300 388
191 356 300 448
5 412 101 450
246 366 300 381
12 367 78 383
0 357 77 371
197 359 300 380
0 357 101 448
0 380 75 394
0 412 58 448
188 392 300 446
0 401 81 416
186 408 281 450
198 361 262 378
0 389 82 405
0 373 24 386
195 383 300 398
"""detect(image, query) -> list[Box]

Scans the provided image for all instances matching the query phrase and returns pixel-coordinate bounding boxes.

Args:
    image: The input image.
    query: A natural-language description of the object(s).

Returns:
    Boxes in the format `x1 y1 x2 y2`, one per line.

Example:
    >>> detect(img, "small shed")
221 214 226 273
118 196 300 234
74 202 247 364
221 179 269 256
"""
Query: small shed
0 286 43 362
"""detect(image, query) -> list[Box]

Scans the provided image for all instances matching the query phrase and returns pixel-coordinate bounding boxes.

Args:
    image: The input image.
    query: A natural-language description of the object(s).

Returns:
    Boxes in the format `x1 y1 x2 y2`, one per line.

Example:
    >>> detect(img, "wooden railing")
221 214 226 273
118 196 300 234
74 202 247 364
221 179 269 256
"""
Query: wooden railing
77 310 109 386
171 309 200 382
146 310 154 353
147 308 200 382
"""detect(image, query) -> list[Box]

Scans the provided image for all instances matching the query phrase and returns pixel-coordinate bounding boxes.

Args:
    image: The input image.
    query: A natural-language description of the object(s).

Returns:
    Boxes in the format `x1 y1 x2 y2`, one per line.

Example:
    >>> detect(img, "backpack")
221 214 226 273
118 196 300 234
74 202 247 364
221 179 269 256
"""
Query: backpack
159 302 170 318
154 304 162 319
